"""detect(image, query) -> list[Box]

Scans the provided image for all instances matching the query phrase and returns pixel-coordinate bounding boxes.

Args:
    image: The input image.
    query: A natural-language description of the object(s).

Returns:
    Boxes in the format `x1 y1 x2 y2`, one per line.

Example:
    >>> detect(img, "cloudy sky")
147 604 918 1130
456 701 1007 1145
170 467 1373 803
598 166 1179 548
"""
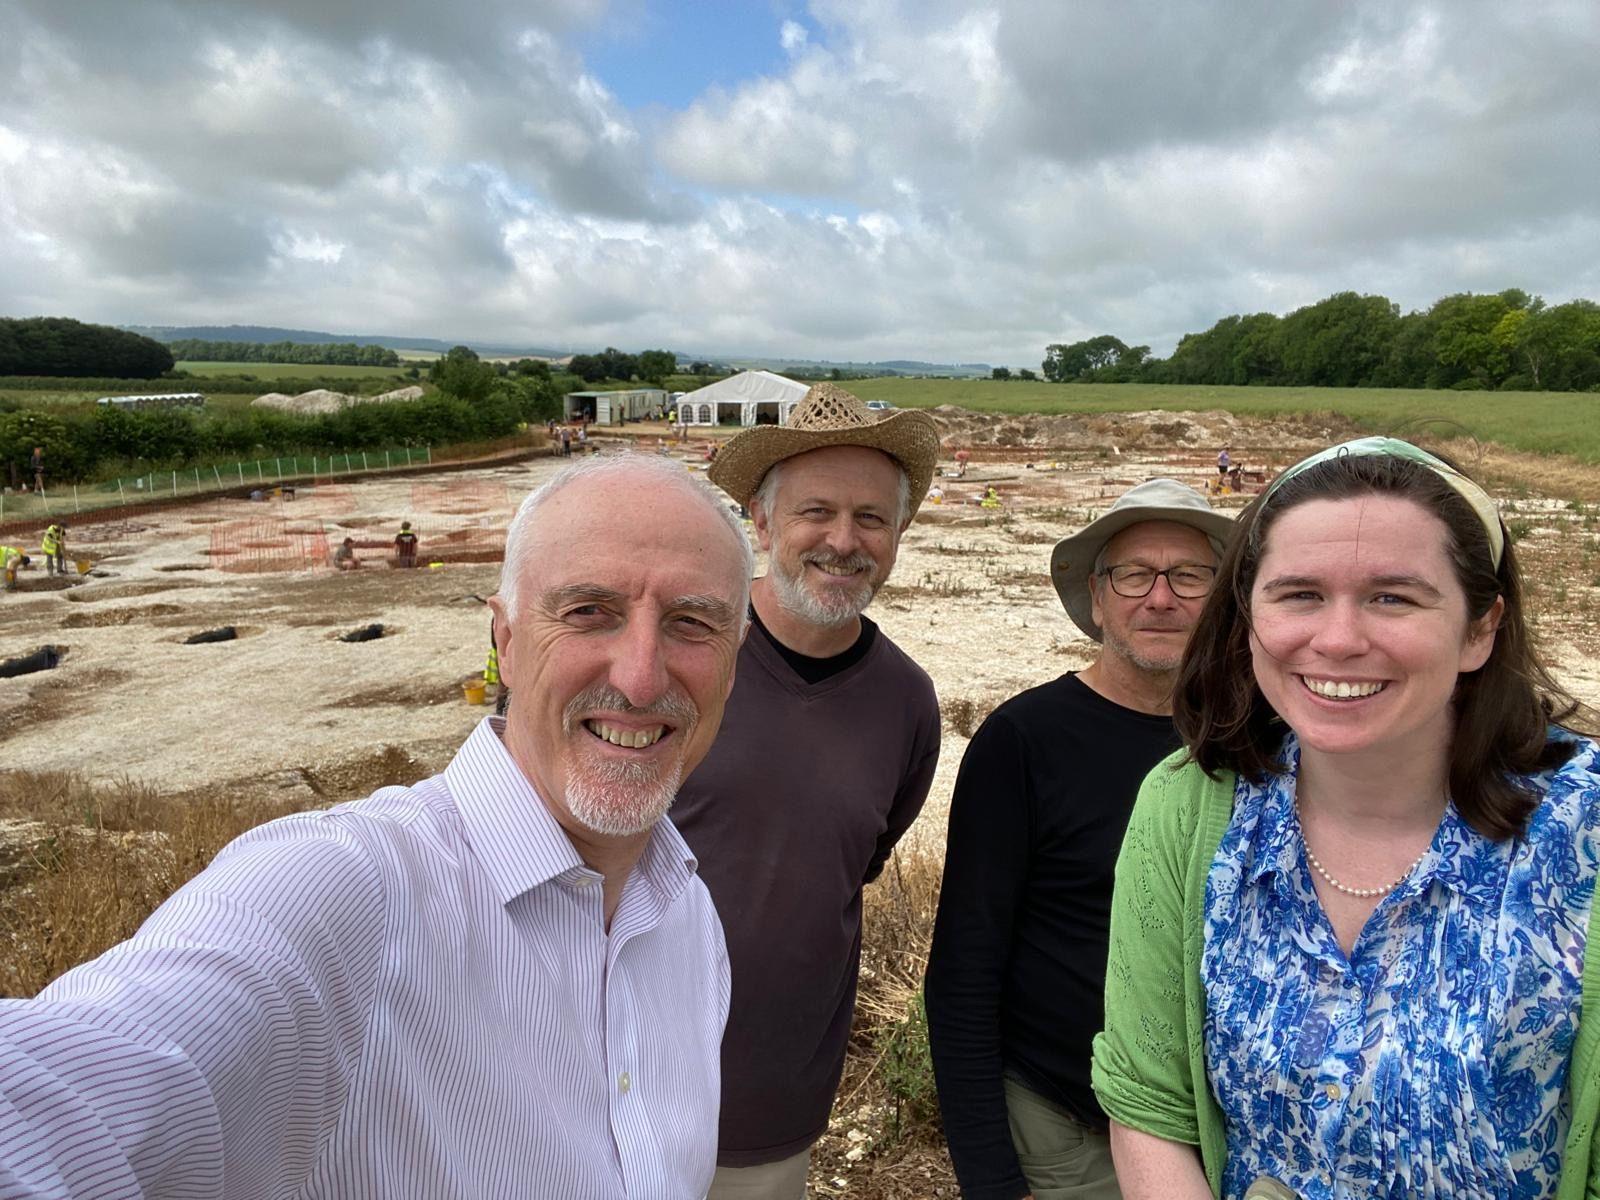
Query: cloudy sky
2 1 1597 367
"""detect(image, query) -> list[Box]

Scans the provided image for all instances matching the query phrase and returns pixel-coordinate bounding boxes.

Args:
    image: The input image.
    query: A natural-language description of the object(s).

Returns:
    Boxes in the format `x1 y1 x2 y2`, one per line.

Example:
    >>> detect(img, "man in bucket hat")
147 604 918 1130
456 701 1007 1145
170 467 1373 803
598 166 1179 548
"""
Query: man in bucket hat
926 478 1232 1200
673 383 943 1198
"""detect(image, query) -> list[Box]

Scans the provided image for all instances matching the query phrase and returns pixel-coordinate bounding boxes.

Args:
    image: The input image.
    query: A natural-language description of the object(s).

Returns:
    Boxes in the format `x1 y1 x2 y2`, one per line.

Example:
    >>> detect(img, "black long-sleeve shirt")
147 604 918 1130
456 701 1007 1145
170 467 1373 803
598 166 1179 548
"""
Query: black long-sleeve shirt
924 673 1180 1200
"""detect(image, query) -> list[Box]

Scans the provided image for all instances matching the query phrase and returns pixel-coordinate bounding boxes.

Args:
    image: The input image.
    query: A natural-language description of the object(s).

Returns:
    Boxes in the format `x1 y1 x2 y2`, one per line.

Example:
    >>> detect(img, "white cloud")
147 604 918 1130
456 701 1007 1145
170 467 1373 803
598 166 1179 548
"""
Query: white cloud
0 0 1596 366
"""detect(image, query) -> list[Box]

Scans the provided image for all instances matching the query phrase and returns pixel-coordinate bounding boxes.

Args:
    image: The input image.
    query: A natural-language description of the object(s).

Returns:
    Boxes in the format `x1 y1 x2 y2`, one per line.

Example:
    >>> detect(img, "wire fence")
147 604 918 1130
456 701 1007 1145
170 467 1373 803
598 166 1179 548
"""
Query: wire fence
0 446 434 526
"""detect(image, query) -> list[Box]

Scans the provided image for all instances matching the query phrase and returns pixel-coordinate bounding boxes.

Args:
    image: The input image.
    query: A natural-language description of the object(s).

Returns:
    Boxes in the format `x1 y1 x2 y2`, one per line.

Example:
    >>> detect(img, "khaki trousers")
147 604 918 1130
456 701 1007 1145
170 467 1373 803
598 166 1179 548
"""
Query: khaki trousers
706 1148 812 1200
1004 1077 1122 1200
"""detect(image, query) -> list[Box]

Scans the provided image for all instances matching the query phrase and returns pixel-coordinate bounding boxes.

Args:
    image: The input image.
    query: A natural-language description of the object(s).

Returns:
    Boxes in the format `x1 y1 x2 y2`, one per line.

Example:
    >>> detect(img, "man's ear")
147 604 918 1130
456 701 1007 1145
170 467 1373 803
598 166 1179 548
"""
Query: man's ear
749 496 774 552
488 594 514 676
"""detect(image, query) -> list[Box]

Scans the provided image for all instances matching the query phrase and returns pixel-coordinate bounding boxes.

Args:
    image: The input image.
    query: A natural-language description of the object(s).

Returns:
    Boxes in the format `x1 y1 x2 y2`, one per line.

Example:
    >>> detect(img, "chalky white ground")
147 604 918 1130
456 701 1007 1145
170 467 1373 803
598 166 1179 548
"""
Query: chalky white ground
5 411 1599 858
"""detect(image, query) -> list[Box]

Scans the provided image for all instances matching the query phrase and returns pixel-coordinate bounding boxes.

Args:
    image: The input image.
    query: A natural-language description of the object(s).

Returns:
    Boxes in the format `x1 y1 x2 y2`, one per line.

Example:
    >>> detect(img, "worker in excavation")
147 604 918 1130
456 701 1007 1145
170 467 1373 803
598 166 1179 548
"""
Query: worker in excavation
41 523 66 576
484 630 504 714
2 545 30 591
393 521 419 568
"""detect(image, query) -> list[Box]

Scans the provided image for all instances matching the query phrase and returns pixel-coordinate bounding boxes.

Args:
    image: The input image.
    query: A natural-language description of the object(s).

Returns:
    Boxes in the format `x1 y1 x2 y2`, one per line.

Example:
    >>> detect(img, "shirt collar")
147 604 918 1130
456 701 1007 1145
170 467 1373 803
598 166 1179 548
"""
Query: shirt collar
1245 736 1303 889
1400 801 1501 908
444 717 699 908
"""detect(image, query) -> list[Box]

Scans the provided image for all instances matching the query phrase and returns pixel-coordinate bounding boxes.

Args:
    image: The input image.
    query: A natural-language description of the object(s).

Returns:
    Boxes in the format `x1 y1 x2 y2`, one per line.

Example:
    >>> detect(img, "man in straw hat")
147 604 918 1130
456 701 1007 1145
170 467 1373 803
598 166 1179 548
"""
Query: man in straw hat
926 478 1232 1200
673 383 943 1197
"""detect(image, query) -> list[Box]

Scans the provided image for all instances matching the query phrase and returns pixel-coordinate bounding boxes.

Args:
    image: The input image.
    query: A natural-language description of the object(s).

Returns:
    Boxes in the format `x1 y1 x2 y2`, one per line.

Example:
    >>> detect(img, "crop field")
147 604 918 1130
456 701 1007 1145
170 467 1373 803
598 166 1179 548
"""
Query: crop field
847 377 1600 464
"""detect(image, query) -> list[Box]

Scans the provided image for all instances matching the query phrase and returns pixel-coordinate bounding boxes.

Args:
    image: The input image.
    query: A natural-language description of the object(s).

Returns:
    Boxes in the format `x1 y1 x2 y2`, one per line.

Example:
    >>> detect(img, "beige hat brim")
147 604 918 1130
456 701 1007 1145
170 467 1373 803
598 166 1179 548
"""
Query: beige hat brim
1050 503 1235 642
708 409 941 509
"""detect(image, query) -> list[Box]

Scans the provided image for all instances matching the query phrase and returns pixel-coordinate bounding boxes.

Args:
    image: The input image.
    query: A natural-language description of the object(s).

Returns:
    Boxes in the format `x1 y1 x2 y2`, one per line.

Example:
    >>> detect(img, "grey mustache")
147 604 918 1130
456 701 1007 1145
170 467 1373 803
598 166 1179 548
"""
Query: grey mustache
563 684 698 732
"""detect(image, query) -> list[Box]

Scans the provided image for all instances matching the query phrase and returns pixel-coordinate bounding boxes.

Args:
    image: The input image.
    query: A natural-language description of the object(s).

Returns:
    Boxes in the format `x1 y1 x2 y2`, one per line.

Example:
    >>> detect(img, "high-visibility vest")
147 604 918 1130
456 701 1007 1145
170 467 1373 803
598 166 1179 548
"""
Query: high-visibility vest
484 646 500 686
1 545 19 564
41 526 62 554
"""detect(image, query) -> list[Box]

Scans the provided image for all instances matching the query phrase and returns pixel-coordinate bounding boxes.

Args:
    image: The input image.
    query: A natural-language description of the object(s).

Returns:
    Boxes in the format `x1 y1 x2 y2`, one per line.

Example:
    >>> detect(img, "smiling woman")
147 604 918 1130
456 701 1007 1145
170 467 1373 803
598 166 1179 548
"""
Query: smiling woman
1092 438 1600 1200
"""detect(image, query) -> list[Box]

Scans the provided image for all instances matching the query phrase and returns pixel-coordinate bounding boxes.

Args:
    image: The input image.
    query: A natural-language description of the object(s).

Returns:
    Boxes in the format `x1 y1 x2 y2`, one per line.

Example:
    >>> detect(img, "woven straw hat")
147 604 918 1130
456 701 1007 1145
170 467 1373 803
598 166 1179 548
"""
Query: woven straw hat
1050 478 1235 642
707 383 940 509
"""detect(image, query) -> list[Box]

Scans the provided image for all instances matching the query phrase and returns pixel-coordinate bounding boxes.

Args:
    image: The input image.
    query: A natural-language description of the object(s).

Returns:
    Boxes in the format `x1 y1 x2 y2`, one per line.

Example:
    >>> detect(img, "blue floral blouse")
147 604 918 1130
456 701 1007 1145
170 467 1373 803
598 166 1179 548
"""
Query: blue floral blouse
1202 733 1600 1200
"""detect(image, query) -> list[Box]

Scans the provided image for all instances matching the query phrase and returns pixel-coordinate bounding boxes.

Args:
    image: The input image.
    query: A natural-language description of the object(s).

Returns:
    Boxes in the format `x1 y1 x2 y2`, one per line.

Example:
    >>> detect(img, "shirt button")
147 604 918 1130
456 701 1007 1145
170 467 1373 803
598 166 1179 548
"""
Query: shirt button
1324 1082 1341 1101
618 1072 632 1095
574 876 596 888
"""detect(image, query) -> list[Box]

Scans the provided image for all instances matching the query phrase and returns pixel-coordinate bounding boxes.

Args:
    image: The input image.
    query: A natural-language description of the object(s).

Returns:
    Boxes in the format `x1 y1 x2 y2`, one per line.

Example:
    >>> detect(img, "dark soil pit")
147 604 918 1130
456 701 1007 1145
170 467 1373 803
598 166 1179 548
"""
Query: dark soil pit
202 547 240 557
330 622 390 643
438 548 505 565
164 624 266 645
0 645 67 678
156 564 210 572
61 603 184 629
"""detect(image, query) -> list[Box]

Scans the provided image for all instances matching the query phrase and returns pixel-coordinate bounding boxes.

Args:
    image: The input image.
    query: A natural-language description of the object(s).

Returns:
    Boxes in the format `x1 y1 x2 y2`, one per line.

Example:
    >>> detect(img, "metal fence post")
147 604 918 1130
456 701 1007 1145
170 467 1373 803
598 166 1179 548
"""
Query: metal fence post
73 485 80 513
171 471 177 496
275 458 282 480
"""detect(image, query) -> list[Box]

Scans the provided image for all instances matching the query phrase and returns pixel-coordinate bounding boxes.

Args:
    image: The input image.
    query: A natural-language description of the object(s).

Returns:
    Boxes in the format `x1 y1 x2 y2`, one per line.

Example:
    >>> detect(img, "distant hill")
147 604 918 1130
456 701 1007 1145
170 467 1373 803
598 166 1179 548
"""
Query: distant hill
119 325 992 376
123 324 572 360
723 356 992 378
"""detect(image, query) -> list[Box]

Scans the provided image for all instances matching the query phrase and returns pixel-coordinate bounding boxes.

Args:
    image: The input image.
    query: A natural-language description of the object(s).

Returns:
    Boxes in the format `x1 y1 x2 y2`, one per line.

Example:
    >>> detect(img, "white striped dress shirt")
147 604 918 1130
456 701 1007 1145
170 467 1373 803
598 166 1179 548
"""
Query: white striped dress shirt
0 717 730 1199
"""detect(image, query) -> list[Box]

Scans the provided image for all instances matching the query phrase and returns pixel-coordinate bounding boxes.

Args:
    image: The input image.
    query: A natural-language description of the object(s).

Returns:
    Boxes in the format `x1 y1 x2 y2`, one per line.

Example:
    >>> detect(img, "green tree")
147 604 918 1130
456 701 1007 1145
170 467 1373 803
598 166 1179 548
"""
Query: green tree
637 349 676 384
1017 368 1037 381
991 366 1011 381
1273 292 1400 387
429 345 497 404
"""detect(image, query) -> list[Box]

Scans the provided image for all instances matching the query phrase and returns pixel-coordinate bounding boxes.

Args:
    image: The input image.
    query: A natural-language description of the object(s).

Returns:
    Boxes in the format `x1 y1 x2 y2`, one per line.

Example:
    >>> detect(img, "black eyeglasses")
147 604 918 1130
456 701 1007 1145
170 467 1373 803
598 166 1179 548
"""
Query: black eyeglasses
1099 563 1217 599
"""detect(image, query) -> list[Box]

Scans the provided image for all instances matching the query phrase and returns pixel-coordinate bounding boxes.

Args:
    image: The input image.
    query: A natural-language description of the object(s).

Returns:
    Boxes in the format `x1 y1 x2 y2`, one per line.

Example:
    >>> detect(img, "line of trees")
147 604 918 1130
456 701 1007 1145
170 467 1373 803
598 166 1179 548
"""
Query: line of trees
0 384 561 486
0 350 564 485
0 318 174 379
1044 290 1600 392
164 339 402 367
567 347 678 385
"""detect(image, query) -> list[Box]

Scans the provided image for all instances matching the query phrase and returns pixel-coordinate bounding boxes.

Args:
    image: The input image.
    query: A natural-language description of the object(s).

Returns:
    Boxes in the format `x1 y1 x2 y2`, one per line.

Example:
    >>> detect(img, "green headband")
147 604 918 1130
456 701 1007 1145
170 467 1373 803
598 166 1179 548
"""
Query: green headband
1264 436 1505 569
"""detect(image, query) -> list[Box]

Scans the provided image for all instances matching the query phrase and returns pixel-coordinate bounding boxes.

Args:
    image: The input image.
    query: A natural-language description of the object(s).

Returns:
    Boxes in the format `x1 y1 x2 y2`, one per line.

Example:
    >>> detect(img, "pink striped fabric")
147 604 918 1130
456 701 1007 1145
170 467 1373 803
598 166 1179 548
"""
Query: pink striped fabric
0 717 730 1198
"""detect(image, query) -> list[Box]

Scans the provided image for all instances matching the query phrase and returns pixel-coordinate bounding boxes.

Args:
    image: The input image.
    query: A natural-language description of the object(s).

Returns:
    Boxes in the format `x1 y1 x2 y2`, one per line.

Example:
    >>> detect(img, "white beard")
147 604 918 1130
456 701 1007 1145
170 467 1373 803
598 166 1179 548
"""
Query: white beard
768 552 876 629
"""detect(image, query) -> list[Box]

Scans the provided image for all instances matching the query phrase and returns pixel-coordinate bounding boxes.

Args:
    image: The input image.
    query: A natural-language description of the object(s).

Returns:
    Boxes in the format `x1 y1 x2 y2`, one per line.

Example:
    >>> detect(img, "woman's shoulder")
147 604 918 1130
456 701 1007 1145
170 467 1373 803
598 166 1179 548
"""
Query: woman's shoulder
1125 751 1238 856
1526 729 1600 838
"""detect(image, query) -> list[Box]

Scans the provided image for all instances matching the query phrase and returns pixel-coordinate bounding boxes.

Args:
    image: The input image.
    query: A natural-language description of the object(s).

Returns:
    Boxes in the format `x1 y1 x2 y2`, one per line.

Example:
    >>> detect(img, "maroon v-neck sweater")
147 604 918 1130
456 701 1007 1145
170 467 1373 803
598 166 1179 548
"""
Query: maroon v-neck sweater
671 615 941 1165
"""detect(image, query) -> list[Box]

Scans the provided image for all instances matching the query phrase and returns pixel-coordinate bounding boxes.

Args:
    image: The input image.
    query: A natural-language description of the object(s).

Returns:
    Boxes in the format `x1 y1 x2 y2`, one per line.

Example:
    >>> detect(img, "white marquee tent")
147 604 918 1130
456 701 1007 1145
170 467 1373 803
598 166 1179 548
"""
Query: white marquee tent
677 370 808 427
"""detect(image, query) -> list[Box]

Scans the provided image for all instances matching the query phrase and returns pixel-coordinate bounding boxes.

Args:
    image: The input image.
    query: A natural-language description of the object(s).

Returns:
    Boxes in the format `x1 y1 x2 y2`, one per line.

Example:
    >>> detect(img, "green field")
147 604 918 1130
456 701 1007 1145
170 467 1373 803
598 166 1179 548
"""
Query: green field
175 361 411 380
844 378 1600 464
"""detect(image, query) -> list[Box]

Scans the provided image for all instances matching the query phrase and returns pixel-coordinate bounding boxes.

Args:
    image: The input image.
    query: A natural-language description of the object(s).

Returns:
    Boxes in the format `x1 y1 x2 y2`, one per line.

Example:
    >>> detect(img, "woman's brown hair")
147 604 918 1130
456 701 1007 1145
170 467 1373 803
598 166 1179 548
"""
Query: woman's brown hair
1173 449 1580 839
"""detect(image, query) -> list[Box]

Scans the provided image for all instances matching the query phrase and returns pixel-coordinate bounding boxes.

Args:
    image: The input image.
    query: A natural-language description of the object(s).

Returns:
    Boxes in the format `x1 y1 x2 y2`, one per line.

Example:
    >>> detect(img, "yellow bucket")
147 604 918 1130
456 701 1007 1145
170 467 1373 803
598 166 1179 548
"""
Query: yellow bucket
75 559 92 575
462 679 487 705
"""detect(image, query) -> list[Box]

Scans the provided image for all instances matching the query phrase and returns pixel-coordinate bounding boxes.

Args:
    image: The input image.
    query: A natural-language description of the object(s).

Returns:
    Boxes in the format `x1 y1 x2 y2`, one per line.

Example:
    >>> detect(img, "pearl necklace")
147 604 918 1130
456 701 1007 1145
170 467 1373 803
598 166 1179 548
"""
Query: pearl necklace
1299 809 1429 899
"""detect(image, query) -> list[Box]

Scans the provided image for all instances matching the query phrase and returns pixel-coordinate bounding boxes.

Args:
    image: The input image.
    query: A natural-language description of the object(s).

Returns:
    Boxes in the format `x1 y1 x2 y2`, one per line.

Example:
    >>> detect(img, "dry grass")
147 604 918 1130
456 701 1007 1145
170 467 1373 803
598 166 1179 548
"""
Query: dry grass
0 772 316 997
811 848 956 1197
940 693 1006 738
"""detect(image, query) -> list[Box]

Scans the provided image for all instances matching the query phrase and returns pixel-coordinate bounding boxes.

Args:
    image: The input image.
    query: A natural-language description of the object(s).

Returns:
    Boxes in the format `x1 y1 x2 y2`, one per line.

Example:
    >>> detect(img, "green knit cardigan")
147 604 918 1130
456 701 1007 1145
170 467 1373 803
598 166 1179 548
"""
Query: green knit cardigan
1090 750 1600 1199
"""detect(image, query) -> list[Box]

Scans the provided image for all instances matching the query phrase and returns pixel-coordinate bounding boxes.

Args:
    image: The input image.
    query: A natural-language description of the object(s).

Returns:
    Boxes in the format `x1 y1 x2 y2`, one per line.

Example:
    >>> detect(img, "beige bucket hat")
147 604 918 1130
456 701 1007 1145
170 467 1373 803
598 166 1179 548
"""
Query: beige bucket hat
707 383 940 509
1050 478 1235 642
